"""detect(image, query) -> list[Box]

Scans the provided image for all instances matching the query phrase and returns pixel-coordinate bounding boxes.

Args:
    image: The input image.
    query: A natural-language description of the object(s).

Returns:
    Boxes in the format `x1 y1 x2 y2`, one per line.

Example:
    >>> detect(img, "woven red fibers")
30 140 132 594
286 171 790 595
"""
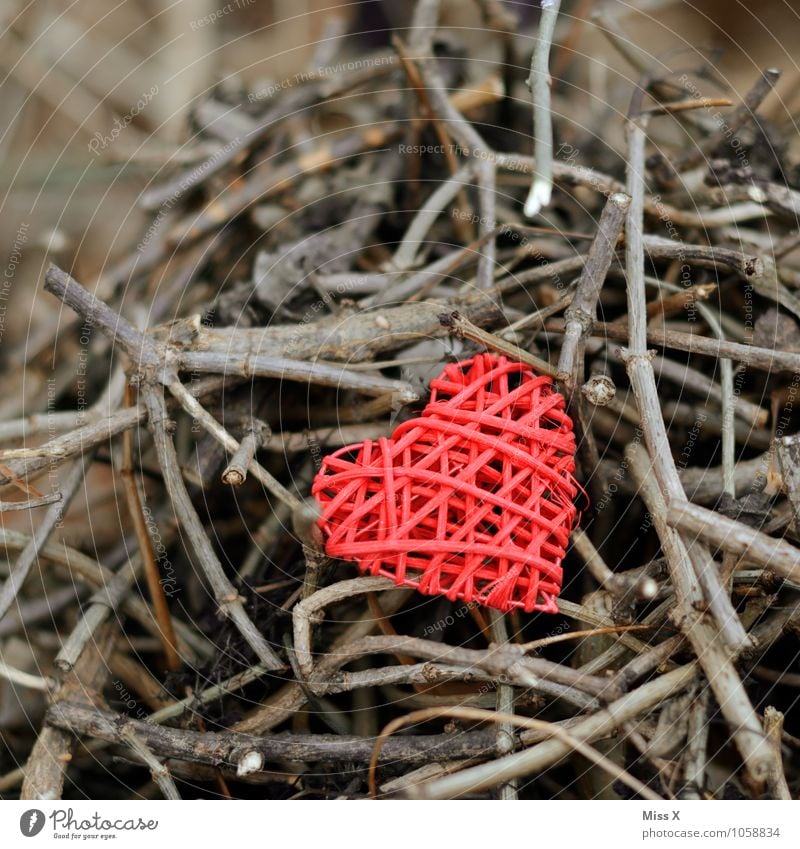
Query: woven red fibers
311 353 581 613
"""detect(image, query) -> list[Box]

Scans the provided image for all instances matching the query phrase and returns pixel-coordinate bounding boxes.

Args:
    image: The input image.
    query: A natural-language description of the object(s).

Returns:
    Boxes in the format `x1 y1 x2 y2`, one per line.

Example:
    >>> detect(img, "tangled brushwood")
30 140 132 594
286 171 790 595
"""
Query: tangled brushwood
1 0 800 801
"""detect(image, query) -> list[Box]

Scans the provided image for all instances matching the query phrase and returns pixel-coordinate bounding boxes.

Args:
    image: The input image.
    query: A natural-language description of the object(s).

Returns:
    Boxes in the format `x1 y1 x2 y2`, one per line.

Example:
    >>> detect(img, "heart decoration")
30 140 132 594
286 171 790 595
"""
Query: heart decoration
311 353 581 613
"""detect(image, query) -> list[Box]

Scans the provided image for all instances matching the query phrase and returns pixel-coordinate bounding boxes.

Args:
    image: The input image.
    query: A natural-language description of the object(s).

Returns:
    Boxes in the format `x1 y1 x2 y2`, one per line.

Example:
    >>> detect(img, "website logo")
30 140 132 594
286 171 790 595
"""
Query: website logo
19 810 45 837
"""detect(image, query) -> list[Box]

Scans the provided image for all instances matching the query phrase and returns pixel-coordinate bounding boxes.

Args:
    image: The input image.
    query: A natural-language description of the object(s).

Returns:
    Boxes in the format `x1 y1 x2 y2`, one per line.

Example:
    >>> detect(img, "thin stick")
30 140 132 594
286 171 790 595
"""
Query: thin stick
590 8 671 79
293 499 329 601
495 151 771 228
667 500 800 584
0 375 235 513
366 232 502 307
648 354 766 429
0 528 209 662
0 453 92 623
121 383 180 671
0 493 62 512
681 689 710 799
391 164 474 270
2 662 275 793
643 97 733 115
0 585 82 640
556 191 630 387
586 598 681 682
0 660 52 691
391 32 474 244
166 378 301 512
488 610 518 799
292 624 608 707
141 382 284 672
620 114 750 655
43 265 157 367
406 664 696 799
670 68 781 174
504 289 574 334
585 319 800 375
176 352 419 401
369 705 661 800
409 0 440 52
118 726 181 800
571 528 657 601
441 310 558 377
415 51 488 158
21 625 116 800
292 577 450 677
55 558 142 673
476 158 497 289
626 442 772 786
646 282 716 319
0 463 44 498
221 419 269 486
46 701 497 769
762 707 792 801
524 0 562 218
148 663 271 724
520 624 653 653
641 235 764 282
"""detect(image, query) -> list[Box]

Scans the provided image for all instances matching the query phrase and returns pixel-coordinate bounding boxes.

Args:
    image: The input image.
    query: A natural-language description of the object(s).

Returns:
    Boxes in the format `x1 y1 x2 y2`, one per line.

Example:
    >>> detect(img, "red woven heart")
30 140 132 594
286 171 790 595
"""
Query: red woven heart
311 353 580 613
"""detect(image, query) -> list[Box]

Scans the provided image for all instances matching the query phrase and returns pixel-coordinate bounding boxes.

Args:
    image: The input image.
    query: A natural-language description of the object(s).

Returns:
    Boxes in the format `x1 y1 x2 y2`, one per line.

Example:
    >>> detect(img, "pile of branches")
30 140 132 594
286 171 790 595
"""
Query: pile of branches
1 0 799 800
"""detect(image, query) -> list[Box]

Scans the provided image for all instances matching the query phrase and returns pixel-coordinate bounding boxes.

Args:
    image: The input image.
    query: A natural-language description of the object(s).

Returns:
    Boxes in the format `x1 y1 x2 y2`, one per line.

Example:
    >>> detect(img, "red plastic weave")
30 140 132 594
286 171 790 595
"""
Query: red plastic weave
311 353 580 613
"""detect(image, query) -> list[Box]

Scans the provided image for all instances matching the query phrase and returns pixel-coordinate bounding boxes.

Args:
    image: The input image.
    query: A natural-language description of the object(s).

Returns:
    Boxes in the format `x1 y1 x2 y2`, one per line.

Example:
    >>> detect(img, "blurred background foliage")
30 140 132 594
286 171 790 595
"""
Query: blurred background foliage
1 0 799 363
